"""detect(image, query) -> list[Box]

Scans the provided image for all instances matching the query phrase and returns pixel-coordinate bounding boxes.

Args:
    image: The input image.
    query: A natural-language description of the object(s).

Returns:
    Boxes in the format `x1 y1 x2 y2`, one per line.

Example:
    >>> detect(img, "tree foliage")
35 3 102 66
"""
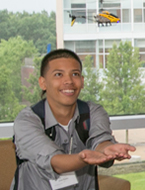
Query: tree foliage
0 36 38 121
0 36 37 100
0 9 56 121
0 63 25 121
0 10 56 54
100 41 145 115
22 56 43 104
79 55 102 103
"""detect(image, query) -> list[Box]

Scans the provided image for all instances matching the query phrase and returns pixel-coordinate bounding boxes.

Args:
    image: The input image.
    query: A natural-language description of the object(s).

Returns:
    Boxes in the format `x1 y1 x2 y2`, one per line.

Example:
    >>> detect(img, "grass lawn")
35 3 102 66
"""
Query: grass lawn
114 172 145 190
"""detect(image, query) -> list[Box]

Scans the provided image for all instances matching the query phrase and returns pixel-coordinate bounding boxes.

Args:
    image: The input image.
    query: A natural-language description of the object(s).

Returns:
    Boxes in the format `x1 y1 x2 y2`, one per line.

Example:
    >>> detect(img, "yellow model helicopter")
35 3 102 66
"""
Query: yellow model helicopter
69 11 120 27
69 0 121 27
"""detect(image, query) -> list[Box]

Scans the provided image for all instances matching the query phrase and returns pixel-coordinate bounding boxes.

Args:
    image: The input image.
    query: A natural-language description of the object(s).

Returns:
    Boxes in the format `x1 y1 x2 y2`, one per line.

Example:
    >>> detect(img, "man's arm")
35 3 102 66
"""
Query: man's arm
51 149 115 174
51 141 136 173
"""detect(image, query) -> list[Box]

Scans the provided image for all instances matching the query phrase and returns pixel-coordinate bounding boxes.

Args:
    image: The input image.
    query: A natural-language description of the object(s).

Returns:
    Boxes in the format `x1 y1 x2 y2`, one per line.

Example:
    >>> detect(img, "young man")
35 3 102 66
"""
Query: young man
10 49 135 190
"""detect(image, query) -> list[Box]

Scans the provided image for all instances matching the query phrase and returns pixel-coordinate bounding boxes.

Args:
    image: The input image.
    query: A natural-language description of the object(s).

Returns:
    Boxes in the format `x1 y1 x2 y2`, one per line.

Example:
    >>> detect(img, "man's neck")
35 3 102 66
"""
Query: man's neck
48 102 76 125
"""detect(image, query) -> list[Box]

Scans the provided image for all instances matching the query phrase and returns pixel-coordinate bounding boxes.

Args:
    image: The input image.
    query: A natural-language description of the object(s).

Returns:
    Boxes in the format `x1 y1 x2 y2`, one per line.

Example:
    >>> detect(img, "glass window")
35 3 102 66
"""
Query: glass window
135 39 145 67
99 48 103 54
133 0 142 8
105 54 108 68
103 3 120 8
75 41 96 53
140 54 145 64
144 9 145 22
71 0 85 4
86 0 96 9
134 9 142 22
122 9 131 22
71 3 86 8
135 39 145 47
139 48 145 52
105 48 110 53
122 0 131 8
98 40 103 51
64 0 71 9
105 39 121 48
64 41 75 51
99 55 104 68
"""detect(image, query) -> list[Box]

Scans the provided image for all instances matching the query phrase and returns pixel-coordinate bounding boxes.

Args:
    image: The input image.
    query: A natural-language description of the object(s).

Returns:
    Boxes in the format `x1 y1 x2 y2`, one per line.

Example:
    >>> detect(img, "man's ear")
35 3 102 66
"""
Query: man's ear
39 76 46 90
81 76 84 89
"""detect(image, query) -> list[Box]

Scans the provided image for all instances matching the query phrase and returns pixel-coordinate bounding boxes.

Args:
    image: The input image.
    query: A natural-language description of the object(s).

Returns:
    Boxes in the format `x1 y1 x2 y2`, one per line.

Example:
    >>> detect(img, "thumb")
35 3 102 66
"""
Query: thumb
79 152 86 159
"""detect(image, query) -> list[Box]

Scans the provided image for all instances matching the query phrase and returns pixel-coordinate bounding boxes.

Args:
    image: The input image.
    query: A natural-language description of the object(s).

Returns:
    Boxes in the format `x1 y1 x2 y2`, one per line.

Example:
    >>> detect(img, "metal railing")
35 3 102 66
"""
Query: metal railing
1 115 145 139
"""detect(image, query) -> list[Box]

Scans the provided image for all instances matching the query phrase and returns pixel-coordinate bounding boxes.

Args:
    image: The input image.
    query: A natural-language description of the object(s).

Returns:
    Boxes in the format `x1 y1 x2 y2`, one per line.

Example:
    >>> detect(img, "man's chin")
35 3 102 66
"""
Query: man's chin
62 98 78 107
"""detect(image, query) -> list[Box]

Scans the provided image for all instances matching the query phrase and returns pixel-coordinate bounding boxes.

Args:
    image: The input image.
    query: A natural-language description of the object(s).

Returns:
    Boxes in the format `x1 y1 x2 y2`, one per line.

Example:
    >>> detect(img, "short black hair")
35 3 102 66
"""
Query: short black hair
40 48 82 77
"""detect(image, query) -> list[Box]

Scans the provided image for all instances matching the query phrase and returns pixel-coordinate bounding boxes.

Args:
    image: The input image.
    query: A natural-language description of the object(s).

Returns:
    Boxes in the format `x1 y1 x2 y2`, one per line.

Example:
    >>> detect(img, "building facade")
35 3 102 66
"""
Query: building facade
56 0 145 68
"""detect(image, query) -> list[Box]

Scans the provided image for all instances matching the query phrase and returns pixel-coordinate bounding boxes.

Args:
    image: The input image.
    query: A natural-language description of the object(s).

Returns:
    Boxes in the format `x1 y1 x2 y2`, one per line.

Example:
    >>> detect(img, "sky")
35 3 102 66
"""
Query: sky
0 0 56 14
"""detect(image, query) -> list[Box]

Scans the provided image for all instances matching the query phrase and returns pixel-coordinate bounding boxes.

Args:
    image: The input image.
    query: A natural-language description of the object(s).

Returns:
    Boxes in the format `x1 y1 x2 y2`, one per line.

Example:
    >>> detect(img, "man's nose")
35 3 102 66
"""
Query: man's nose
63 75 73 84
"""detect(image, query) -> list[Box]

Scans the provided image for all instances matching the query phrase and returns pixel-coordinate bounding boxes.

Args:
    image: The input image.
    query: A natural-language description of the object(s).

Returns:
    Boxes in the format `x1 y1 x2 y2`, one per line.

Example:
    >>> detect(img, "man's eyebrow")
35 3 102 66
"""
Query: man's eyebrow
51 69 65 74
52 69 64 73
52 69 81 73
72 69 81 72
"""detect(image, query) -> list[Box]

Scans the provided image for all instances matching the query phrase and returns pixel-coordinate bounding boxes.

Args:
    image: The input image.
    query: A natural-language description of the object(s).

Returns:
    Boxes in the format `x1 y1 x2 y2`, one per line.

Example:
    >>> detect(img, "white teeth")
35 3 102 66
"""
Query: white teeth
63 90 74 93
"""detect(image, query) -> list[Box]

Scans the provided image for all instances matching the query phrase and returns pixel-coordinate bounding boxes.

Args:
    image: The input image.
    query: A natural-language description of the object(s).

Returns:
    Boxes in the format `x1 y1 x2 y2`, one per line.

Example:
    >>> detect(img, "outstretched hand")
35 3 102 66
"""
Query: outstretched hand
103 143 136 160
79 149 115 165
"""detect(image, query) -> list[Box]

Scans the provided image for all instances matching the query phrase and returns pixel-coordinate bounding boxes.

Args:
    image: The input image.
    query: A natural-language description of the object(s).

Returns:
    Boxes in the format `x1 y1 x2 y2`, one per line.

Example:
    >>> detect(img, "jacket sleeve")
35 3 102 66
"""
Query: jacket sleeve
86 101 117 149
13 107 64 179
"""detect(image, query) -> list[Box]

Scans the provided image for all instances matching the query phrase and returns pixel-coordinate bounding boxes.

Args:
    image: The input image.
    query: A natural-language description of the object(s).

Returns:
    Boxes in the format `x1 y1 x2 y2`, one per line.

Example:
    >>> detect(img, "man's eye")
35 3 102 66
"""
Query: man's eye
55 73 62 77
73 73 80 76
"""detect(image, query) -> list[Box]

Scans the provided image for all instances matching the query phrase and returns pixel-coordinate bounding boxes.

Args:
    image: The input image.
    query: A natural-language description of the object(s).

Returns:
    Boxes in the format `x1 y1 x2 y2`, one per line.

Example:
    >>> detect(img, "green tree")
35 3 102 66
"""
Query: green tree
0 36 37 101
100 41 145 115
0 10 56 54
79 55 102 103
0 65 25 121
22 56 43 104
0 36 38 121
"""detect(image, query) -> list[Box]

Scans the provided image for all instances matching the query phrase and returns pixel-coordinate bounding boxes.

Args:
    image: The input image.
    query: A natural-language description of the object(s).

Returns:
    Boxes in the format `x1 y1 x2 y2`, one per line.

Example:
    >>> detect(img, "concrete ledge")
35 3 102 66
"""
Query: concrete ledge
98 161 145 176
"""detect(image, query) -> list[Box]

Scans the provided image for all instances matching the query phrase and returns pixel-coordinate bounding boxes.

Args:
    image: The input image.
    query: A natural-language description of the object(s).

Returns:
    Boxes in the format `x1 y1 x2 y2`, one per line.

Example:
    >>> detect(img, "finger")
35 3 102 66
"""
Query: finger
124 144 136 152
116 153 131 159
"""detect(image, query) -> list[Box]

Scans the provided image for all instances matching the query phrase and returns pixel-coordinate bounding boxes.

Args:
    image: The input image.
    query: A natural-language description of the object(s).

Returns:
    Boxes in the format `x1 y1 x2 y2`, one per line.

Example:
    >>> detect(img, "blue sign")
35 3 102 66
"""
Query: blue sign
47 44 51 53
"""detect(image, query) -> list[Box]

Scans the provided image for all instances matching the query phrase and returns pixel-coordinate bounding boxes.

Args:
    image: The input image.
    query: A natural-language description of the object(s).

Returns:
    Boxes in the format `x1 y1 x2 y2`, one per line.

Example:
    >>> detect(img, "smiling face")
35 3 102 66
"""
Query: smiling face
39 57 84 109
